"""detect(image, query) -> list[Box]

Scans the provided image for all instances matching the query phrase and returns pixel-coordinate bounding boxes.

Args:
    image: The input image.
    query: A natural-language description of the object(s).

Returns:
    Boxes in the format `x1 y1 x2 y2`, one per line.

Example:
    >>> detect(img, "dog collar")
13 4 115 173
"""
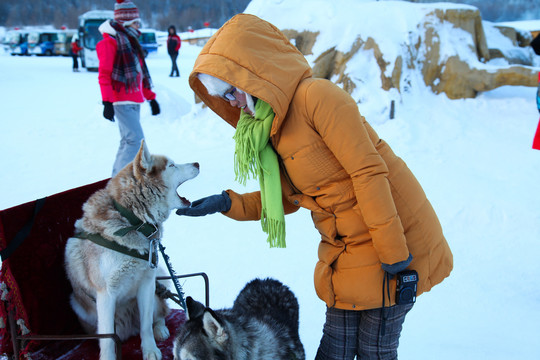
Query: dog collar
112 199 159 238
72 200 161 268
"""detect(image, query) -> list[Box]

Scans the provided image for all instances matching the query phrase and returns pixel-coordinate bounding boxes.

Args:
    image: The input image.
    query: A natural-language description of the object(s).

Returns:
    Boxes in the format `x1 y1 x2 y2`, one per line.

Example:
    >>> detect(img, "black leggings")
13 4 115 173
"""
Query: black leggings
169 52 179 76
72 54 79 69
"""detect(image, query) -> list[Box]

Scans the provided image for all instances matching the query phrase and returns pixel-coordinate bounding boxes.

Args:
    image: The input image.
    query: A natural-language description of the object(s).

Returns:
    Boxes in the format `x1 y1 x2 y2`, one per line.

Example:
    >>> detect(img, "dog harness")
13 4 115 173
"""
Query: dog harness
74 200 189 310
74 199 159 268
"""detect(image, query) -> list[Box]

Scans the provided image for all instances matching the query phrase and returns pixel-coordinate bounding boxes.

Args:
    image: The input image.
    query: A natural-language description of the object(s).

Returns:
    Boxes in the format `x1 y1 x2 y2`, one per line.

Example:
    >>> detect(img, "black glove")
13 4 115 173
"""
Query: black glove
150 99 160 116
176 191 231 217
381 253 413 275
102 101 114 122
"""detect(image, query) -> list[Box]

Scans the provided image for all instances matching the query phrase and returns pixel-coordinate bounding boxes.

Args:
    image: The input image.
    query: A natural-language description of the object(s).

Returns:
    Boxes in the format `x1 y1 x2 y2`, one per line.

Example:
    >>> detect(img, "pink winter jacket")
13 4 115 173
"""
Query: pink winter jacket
97 32 156 103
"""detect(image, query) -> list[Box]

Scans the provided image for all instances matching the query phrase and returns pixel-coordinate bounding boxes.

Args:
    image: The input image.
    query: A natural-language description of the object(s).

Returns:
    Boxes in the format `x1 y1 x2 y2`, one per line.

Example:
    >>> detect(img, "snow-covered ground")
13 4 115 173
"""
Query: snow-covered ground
1 6 540 360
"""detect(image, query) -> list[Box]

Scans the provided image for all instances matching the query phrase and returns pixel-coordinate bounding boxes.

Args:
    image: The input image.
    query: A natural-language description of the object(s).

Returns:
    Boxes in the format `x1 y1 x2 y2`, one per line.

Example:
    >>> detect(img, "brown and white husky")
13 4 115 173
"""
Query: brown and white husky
64 140 199 360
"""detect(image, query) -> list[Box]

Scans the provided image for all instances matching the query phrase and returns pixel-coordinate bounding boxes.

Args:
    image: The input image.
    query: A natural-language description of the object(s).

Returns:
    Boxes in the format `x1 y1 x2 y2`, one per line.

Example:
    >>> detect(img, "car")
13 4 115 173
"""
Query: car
139 29 158 57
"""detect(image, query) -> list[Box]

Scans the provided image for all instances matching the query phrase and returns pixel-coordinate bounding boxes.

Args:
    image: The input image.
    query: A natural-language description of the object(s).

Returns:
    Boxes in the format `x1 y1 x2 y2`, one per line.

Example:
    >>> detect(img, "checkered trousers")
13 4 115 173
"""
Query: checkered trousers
315 303 414 360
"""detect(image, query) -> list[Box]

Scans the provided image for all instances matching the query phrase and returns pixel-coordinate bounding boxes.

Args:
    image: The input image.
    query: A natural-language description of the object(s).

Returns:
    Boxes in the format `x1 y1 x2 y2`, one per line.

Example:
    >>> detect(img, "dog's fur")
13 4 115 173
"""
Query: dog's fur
173 278 305 360
64 141 199 360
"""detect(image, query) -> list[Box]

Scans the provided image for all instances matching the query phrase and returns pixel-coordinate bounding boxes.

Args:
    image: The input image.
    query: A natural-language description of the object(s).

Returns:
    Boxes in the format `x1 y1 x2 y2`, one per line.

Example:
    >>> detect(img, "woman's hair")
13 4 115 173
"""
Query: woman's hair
168 25 176 34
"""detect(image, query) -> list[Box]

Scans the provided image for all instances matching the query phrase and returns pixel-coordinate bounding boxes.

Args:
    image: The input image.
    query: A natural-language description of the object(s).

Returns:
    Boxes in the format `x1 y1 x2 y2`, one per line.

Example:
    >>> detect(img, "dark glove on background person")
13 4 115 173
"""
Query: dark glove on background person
176 191 231 217
381 253 413 275
150 99 160 116
103 101 114 121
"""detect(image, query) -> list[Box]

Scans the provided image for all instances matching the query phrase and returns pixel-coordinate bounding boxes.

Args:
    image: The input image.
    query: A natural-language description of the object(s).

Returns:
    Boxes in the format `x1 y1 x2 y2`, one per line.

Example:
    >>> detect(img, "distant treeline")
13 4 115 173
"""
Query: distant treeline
0 0 250 31
407 0 540 22
0 0 537 31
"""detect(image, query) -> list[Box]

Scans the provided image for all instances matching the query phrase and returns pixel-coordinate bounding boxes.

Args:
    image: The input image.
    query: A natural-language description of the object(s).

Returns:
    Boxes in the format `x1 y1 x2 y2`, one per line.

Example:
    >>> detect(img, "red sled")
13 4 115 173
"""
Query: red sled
0 179 209 359
533 118 540 150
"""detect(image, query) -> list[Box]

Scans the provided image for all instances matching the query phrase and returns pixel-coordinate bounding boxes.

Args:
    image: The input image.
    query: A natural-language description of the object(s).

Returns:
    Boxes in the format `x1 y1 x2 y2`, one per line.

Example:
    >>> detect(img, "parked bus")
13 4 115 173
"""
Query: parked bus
58 29 77 56
78 10 114 70
27 29 76 56
4 30 28 56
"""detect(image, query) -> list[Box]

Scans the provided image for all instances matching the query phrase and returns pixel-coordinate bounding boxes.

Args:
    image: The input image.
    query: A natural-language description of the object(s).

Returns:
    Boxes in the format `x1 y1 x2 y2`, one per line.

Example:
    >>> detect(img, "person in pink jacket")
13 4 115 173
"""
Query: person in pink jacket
531 35 540 150
533 72 540 150
97 0 160 176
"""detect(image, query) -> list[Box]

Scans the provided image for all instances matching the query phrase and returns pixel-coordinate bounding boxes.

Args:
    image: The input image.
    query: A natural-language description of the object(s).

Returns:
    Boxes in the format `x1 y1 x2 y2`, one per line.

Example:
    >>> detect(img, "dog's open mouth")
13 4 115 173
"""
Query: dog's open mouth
175 162 200 208
178 194 191 207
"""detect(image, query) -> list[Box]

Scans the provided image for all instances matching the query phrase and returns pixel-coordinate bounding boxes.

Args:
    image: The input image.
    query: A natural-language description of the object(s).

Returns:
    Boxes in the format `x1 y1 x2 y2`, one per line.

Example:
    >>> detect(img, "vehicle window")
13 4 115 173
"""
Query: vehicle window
6 32 20 44
139 32 156 44
83 20 104 50
28 33 39 44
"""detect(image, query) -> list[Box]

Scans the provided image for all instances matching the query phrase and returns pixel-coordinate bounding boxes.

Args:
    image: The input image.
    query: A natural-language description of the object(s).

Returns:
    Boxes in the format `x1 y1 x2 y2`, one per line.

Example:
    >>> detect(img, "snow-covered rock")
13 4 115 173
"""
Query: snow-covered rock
245 0 539 101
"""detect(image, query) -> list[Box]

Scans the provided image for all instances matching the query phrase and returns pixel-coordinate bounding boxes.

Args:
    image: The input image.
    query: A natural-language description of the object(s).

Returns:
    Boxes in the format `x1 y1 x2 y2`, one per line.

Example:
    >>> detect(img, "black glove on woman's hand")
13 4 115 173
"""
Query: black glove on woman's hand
176 191 231 217
150 99 160 116
381 253 413 275
103 101 114 121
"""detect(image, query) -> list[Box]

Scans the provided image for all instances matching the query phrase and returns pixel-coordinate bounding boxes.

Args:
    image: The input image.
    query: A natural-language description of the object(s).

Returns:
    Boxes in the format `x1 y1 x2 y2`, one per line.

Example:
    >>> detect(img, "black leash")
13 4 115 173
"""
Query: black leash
155 281 183 307
158 243 187 312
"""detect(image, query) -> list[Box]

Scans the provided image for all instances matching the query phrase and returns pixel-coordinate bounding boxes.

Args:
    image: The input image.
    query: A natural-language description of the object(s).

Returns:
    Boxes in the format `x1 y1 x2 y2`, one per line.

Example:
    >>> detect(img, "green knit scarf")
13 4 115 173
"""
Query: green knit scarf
233 100 286 248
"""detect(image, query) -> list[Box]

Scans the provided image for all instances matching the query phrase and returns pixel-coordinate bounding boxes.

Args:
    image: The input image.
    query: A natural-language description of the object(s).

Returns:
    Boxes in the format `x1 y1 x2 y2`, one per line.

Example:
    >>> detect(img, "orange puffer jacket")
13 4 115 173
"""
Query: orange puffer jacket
189 14 453 310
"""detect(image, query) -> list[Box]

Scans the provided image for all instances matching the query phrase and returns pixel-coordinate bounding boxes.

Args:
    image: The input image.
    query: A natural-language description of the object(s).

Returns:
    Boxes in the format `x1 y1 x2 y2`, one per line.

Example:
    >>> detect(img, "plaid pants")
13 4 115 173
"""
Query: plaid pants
315 303 413 360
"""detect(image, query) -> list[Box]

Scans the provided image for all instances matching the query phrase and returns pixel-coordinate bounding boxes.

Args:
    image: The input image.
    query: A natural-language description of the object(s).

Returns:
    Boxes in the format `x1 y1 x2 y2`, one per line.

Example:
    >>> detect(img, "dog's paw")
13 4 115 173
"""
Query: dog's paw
143 346 162 360
153 322 170 341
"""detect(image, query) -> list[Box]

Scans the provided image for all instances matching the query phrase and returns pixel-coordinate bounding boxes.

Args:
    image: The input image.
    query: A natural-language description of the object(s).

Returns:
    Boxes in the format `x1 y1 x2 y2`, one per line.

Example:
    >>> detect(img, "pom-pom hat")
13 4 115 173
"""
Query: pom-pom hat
114 0 141 26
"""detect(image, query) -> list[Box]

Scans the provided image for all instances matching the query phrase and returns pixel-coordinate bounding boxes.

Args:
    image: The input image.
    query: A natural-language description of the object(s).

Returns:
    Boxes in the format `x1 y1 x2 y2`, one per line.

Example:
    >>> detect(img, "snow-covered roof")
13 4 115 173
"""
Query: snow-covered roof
78 10 114 21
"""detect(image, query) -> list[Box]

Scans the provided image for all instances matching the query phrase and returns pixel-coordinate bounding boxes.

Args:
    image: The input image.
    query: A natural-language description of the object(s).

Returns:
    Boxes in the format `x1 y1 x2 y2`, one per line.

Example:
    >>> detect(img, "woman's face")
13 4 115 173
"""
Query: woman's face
169 28 174 35
227 90 253 115
128 21 141 30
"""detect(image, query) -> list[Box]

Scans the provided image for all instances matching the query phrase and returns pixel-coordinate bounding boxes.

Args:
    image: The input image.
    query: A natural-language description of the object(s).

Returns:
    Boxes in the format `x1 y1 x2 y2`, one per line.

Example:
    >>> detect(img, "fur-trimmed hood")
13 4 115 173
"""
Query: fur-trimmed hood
188 14 313 135
98 20 117 37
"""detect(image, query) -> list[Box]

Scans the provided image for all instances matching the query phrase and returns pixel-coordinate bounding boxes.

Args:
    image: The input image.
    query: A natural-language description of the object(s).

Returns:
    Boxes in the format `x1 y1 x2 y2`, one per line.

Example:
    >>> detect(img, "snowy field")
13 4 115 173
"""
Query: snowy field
1 19 540 360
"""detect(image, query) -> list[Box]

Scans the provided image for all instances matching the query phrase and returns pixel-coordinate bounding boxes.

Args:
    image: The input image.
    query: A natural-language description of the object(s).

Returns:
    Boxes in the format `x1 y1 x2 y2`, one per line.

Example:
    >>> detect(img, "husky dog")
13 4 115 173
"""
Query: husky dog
173 278 305 360
64 141 199 360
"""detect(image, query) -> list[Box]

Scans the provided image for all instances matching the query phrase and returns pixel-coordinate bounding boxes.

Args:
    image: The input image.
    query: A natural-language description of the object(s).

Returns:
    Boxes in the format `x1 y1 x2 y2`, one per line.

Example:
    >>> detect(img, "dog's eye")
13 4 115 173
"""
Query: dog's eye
169 163 175 168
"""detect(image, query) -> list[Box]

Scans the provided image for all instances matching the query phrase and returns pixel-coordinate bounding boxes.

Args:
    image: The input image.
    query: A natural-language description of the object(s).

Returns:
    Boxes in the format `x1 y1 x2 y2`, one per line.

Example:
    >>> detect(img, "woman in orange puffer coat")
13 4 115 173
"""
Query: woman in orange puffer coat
177 14 453 360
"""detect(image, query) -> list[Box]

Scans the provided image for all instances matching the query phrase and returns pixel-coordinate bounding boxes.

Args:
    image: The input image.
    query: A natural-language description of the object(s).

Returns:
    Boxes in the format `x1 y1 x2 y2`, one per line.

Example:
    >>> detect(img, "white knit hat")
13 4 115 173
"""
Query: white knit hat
198 73 256 115
198 73 232 96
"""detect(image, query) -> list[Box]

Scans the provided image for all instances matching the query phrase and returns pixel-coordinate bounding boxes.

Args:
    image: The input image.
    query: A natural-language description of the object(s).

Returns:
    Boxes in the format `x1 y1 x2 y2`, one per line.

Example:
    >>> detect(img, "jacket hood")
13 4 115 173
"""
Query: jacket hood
189 14 313 134
98 20 116 36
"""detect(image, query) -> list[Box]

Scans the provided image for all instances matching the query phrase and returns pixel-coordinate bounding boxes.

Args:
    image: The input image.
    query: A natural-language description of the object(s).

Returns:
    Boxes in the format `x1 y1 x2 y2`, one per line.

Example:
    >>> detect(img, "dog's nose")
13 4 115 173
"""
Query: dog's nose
193 162 200 170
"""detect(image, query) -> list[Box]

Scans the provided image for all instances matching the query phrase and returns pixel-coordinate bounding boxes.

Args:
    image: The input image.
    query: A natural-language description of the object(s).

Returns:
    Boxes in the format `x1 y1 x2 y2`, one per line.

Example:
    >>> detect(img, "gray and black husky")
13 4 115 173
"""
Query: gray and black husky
173 278 305 360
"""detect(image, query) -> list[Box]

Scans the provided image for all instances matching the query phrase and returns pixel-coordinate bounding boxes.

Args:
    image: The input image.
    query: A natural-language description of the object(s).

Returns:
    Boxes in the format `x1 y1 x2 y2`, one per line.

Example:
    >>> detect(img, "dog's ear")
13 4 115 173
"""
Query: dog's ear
133 140 154 175
202 310 228 346
186 296 206 321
